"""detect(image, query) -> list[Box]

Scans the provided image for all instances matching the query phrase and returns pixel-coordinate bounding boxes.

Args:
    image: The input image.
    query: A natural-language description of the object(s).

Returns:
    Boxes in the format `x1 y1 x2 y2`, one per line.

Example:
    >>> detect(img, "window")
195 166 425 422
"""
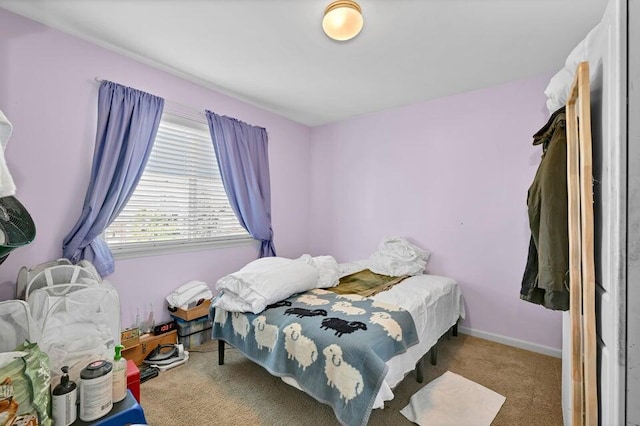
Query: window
104 111 252 257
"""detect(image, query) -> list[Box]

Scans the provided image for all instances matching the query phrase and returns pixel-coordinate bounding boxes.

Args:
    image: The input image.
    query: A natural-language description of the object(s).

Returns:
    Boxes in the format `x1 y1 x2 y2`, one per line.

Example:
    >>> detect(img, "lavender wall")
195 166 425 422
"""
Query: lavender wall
0 8 561 352
0 9 311 327
308 75 563 350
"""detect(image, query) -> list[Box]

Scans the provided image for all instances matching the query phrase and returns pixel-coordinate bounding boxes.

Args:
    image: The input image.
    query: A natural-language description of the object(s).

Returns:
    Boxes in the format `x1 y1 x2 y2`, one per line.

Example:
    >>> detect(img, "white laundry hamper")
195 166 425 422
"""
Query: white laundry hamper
0 299 40 352
17 258 101 301
24 261 121 386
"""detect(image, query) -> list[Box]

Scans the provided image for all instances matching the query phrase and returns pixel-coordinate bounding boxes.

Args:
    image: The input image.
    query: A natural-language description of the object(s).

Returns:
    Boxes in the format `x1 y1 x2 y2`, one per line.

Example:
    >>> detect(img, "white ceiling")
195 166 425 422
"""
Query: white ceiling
0 0 608 126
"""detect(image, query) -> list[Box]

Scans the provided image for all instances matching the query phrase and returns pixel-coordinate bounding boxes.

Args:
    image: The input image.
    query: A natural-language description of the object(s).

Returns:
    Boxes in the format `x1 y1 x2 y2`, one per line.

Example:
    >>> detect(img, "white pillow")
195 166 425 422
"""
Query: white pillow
213 257 318 313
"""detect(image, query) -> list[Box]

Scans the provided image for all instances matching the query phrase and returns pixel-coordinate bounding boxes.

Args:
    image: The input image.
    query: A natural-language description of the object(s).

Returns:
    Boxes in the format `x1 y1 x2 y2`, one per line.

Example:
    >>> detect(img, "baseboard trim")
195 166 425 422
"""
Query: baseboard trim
458 326 561 358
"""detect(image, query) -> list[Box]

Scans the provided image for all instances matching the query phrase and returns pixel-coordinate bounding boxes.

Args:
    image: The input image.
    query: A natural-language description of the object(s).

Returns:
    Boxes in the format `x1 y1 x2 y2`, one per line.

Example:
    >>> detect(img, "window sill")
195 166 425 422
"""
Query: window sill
110 237 258 260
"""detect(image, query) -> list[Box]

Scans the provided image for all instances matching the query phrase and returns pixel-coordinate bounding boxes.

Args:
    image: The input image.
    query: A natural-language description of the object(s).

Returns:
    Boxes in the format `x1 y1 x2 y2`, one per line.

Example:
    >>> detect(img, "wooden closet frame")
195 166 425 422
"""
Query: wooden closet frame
566 61 598 426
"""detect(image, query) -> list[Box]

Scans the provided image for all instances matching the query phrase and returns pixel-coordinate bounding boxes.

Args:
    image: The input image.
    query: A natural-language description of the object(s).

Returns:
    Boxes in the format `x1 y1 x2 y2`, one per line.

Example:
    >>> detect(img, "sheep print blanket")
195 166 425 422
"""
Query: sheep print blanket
210 289 419 426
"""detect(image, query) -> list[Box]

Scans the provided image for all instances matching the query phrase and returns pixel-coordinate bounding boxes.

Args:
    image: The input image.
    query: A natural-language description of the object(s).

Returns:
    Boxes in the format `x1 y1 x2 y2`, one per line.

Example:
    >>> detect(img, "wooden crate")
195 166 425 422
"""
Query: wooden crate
121 327 141 349
121 330 177 366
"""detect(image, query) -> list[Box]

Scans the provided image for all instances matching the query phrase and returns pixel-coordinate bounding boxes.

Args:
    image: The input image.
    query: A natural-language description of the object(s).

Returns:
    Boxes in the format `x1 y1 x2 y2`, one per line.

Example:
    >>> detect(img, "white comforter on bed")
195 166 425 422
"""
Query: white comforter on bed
213 256 342 314
281 273 465 409
213 257 319 313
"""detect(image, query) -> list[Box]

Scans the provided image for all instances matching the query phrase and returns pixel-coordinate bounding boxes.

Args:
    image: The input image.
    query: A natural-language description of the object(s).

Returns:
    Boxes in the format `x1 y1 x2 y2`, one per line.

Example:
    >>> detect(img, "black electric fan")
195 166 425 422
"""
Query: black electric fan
0 196 36 265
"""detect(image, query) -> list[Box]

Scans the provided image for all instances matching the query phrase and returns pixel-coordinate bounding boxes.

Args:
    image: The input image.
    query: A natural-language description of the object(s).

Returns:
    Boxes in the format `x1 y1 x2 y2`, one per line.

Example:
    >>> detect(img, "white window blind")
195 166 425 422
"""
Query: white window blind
104 112 252 256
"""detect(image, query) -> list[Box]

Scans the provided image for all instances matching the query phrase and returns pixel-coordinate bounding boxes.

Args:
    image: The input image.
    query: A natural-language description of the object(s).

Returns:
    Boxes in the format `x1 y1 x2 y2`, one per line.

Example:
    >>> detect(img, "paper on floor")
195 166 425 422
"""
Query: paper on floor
400 371 506 426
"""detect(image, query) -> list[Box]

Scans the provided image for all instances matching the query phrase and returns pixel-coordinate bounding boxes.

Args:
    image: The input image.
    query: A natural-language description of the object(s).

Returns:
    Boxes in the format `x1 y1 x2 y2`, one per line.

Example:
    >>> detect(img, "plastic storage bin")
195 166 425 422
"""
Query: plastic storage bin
172 316 213 349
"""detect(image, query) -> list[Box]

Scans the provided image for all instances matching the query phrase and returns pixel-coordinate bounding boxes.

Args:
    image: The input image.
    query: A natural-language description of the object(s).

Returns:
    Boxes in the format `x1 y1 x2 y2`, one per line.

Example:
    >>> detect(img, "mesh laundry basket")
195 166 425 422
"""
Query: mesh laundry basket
0 300 40 352
27 281 121 385
18 259 101 301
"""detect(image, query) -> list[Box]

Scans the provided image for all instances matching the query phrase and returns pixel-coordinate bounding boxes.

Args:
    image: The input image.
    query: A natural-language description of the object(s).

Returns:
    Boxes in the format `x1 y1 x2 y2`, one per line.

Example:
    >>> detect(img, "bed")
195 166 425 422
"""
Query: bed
210 264 465 426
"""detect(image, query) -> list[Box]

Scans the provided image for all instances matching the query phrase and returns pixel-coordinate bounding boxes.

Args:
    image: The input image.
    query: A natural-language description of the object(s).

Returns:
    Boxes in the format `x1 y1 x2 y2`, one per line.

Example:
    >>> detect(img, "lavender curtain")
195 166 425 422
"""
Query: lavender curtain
63 81 164 276
205 111 276 257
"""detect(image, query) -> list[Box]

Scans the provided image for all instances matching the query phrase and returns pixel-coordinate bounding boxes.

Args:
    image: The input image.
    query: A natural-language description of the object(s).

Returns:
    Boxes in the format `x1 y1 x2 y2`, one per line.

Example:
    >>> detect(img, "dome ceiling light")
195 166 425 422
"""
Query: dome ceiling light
322 1 363 41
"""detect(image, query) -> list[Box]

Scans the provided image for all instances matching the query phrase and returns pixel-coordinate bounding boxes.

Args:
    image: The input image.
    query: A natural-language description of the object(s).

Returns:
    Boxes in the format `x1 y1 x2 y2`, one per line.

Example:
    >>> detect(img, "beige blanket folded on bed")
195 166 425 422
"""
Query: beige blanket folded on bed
329 269 410 297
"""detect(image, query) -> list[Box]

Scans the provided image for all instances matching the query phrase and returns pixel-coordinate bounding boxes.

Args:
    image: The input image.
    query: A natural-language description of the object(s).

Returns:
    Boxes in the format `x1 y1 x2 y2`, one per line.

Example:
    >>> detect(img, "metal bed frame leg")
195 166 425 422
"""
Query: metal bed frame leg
416 341 438 383
430 343 438 366
414 322 460 383
416 357 424 383
218 340 225 365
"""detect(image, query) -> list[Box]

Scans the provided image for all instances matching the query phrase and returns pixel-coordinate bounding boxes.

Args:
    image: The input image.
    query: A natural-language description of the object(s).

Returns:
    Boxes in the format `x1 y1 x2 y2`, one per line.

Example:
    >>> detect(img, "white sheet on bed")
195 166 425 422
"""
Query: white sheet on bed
281 273 465 410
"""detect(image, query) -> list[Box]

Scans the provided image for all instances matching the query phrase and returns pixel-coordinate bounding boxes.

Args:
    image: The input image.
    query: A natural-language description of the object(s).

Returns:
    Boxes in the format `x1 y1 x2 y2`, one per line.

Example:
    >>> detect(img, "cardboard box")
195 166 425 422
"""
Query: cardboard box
169 299 211 321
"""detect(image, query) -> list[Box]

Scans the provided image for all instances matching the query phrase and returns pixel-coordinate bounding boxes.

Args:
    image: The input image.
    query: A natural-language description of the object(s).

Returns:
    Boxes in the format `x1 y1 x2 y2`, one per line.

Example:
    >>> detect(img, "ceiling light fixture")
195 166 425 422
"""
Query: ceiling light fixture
322 0 363 41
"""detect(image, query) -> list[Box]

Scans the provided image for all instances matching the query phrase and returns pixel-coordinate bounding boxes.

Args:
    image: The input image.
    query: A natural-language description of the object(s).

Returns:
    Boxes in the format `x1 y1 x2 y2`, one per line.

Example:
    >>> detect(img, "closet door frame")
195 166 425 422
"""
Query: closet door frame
626 0 639 424
583 1 627 425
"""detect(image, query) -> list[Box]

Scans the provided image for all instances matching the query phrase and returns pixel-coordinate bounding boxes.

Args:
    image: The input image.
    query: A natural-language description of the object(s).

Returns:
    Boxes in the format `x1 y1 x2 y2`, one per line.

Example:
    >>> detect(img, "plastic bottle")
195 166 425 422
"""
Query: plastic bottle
52 366 77 426
135 306 141 330
112 344 127 402
146 303 155 333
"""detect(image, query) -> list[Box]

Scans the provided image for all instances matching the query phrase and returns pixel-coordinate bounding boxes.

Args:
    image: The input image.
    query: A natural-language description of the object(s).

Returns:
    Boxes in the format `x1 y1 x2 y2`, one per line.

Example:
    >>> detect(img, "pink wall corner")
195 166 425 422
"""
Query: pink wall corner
308 75 563 350
0 9 311 328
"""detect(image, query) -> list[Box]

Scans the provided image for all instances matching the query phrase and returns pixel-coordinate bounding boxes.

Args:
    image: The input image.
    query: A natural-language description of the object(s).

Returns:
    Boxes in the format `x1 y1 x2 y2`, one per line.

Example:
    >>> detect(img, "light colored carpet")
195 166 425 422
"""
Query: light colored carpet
140 334 562 425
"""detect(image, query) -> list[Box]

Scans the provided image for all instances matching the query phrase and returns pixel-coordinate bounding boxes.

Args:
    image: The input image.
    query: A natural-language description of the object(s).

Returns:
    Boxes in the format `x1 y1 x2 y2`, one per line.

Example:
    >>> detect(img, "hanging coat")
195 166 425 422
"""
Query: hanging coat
520 107 569 311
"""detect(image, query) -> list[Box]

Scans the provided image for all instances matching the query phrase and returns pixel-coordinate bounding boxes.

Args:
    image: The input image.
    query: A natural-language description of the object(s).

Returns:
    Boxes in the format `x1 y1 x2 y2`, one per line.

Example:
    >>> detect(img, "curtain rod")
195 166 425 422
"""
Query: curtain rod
94 76 207 120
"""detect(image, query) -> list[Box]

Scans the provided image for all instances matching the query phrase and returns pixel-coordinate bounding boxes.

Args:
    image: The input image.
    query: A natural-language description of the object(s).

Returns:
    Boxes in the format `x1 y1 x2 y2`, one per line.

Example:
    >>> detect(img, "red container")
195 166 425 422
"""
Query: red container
126 359 140 402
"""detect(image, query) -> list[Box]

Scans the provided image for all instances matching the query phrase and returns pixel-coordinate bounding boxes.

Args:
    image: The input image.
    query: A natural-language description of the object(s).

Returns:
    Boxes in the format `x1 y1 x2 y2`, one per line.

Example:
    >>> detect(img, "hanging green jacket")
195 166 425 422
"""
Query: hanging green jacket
520 107 569 311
